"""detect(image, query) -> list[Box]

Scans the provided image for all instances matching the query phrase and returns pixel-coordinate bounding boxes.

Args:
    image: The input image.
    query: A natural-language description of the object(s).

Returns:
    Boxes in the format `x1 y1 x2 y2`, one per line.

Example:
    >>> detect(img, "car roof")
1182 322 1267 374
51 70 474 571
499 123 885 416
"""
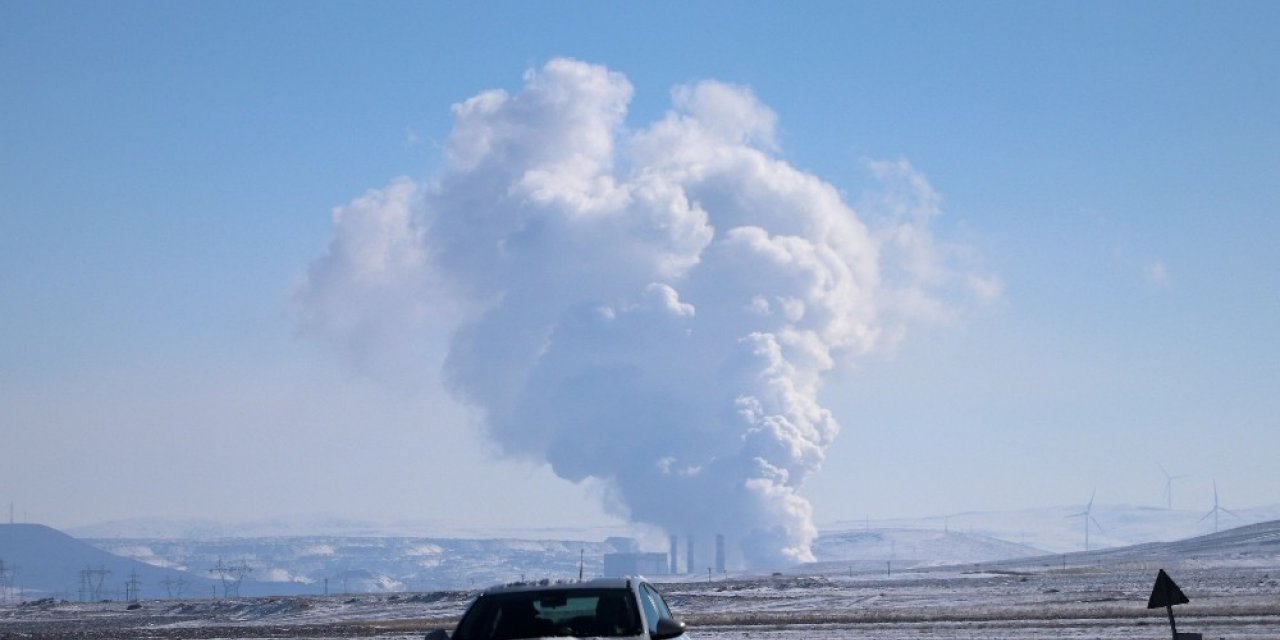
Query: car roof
480 577 639 595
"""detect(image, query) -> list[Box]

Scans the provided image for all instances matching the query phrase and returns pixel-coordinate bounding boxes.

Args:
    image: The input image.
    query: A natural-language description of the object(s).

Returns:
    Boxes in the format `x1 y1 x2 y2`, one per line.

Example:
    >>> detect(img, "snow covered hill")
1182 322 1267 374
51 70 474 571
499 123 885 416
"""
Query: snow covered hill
83 535 615 594
821 503 1280 553
0 524 224 601
981 517 1280 573
805 527 1046 572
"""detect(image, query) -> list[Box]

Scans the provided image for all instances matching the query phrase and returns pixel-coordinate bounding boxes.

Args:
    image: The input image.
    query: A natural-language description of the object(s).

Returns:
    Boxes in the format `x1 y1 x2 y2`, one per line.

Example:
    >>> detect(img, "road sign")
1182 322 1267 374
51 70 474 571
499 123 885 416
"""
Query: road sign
1147 569 1191 640
1147 569 1189 609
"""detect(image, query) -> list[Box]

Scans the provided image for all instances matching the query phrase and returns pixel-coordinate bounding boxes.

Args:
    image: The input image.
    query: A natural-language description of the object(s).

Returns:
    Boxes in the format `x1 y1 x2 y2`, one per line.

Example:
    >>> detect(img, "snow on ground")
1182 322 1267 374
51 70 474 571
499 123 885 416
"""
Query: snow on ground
3 561 1277 639
6 516 1277 638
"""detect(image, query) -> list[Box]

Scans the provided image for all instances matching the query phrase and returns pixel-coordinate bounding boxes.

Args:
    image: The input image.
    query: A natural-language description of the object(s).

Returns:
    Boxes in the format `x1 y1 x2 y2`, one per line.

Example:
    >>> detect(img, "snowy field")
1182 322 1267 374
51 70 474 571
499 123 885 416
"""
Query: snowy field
3 563 1277 639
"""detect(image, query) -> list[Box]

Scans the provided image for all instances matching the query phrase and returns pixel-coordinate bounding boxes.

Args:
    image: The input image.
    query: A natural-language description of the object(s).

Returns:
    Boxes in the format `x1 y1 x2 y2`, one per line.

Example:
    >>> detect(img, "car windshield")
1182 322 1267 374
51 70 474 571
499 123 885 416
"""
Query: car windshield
454 588 643 640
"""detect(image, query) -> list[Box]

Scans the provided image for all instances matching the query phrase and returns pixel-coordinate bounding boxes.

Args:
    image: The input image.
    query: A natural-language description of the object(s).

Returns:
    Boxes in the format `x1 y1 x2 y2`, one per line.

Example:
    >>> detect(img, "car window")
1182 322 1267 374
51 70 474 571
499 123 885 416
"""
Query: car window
637 583 677 635
641 583 673 620
454 589 642 640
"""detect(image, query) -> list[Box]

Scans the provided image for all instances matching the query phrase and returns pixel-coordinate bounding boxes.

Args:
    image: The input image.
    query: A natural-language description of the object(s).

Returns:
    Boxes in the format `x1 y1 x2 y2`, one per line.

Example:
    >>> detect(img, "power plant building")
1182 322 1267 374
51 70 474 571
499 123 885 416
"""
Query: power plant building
603 552 670 578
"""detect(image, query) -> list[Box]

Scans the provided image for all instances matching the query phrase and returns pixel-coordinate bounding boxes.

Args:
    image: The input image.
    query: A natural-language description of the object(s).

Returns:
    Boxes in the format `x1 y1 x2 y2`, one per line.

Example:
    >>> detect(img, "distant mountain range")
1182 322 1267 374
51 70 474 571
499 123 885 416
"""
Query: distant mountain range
4 503 1278 599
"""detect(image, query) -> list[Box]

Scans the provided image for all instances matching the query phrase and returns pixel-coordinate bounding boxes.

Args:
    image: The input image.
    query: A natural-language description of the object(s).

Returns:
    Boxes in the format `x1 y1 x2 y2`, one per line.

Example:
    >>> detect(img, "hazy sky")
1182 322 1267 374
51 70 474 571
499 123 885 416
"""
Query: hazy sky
3 2 1278 534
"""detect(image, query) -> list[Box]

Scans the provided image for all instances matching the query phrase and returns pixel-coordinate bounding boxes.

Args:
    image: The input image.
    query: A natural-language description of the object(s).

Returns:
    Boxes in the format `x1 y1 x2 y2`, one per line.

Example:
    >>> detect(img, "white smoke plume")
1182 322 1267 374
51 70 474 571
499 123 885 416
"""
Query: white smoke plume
299 59 994 568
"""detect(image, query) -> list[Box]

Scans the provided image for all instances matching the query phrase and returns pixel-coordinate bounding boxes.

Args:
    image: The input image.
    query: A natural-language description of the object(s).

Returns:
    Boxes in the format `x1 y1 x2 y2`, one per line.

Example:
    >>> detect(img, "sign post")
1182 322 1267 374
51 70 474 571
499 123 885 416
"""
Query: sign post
1146 569 1192 640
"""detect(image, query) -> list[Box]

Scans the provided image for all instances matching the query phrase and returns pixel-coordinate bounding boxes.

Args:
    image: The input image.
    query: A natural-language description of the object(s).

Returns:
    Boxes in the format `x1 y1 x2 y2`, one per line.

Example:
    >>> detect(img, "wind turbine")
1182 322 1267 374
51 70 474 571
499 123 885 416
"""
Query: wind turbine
1199 480 1239 533
1068 490 1105 551
1159 463 1189 510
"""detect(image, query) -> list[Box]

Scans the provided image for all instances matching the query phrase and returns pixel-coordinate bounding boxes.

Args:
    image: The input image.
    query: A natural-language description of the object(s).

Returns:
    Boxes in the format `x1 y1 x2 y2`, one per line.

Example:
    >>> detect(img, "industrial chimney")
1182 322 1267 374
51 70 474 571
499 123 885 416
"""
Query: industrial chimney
686 534 695 575
669 535 679 574
715 534 725 573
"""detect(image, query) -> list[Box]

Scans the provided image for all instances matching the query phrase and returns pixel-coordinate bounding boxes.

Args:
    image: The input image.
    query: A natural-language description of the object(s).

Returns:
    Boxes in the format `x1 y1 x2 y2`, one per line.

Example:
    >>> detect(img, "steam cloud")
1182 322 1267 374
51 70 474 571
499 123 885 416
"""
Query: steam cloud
300 59 996 568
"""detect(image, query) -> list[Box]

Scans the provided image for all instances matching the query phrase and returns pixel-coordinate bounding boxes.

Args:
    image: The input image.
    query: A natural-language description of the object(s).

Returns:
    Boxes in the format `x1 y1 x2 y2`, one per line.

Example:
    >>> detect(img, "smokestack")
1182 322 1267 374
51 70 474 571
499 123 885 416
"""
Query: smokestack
715 534 725 573
669 535 679 574
686 534 695 575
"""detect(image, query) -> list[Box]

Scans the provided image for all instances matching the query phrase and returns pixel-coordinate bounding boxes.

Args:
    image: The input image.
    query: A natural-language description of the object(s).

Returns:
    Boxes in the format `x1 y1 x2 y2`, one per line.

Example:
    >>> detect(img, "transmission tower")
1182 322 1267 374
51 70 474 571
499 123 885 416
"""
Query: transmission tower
125 570 142 602
160 575 189 599
209 558 252 599
0 558 13 603
79 566 112 602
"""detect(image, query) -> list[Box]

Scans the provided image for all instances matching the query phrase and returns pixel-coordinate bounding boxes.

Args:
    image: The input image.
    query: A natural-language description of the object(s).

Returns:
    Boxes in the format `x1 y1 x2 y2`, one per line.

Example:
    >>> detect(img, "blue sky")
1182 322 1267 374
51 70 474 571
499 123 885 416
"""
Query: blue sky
2 2 1278 534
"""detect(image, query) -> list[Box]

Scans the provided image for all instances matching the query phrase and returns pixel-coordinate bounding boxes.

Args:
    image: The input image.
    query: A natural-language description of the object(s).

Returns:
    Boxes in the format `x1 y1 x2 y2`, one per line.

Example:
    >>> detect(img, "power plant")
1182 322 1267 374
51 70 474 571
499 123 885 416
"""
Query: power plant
602 552 669 577
624 532 729 577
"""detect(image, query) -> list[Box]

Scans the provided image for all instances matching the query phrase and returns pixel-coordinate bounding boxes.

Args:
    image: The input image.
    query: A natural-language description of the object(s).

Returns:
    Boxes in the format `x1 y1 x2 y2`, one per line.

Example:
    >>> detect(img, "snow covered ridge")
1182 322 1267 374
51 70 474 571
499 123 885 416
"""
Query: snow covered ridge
2 522 620 600
82 535 616 594
820 502 1280 553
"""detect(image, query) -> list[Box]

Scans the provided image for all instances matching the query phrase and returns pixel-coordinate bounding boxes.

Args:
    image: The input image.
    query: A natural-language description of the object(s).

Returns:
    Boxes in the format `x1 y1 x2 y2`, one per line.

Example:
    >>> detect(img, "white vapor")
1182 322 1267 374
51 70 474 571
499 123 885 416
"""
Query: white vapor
299 59 992 567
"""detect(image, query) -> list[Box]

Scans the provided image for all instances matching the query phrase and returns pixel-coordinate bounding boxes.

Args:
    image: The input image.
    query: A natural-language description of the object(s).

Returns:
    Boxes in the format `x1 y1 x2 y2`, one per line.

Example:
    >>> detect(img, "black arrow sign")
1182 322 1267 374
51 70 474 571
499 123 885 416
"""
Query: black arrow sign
1147 569 1190 640
1147 568 1189 609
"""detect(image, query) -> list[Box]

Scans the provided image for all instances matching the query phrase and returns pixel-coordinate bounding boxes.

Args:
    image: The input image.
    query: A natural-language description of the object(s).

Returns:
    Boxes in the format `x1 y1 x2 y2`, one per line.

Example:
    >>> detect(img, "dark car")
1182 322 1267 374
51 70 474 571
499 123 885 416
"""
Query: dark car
426 577 688 640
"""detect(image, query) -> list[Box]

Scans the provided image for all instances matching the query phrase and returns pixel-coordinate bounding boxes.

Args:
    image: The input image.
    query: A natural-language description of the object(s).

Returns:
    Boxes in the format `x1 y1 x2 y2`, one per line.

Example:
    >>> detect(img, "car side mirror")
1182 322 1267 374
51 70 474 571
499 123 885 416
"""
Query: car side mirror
425 629 450 640
652 616 686 640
